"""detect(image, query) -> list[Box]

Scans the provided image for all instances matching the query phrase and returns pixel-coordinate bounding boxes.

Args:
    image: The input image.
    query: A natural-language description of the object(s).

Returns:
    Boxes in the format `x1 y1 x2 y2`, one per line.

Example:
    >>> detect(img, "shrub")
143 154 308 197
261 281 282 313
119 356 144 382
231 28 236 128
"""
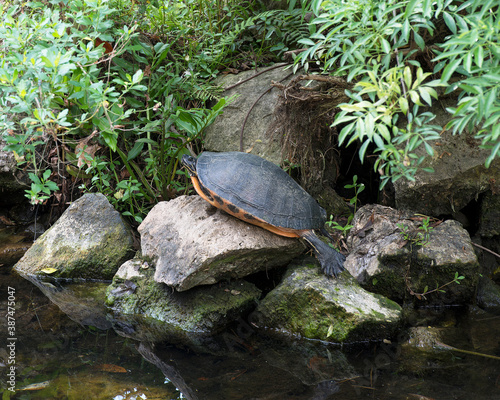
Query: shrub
0 0 229 221
294 0 499 187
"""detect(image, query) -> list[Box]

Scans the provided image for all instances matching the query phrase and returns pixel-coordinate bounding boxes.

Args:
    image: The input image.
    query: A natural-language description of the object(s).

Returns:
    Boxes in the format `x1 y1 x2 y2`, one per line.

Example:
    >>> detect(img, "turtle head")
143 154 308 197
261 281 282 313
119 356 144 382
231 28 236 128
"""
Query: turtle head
181 154 198 176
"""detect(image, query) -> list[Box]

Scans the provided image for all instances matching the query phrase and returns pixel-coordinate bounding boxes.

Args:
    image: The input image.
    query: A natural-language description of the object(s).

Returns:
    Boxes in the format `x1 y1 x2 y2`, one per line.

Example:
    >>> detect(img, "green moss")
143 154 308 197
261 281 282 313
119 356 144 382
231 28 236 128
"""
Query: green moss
257 261 402 342
106 265 261 334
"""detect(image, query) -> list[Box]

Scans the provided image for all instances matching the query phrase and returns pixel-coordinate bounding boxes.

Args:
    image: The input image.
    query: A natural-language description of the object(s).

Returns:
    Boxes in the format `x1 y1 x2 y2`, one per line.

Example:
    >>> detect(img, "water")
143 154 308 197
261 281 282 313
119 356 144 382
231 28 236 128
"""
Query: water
1 267 499 400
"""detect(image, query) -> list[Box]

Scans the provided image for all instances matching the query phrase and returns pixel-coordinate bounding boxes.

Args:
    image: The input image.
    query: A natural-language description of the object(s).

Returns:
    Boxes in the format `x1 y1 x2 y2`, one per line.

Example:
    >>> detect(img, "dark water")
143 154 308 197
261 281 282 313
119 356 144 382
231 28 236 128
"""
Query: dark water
1 267 500 400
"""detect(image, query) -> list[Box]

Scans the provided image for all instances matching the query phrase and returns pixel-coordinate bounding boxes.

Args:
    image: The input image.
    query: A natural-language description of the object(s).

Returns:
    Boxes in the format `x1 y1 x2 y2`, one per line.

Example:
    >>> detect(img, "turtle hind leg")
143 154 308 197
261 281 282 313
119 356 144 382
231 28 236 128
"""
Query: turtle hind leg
300 230 346 278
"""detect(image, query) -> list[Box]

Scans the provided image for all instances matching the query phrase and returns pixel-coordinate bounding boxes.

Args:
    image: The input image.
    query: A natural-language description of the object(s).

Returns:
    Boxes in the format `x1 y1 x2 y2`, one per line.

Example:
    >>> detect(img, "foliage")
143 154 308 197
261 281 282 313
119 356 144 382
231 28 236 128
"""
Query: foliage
327 175 364 235
408 271 465 300
295 0 500 187
398 216 434 246
0 0 230 221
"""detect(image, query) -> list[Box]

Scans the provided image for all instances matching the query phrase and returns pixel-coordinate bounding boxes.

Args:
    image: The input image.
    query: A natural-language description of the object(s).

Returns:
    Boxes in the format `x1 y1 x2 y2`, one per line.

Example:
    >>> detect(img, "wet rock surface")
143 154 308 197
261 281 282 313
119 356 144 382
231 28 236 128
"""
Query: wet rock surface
13 193 134 280
139 195 304 291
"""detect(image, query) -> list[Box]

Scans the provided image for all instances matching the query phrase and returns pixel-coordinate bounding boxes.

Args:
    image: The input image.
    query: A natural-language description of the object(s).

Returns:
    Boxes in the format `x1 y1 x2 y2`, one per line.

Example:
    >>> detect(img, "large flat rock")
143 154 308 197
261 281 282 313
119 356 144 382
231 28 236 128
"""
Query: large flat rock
138 195 305 291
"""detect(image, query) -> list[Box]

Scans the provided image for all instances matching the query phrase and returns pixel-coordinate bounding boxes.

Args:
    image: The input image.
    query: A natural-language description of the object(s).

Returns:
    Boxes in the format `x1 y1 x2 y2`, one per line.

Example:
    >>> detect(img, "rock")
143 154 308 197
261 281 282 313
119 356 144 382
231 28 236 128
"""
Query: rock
139 195 304 291
259 336 356 385
476 277 500 314
203 64 293 164
106 258 262 335
479 191 500 237
13 193 133 279
403 326 451 354
345 204 479 304
393 99 500 216
255 259 402 342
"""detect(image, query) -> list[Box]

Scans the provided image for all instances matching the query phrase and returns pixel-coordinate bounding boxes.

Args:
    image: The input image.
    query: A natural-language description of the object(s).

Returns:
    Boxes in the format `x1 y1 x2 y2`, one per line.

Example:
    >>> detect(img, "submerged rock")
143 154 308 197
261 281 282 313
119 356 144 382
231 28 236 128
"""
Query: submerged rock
345 204 479 304
13 193 134 280
106 258 262 335
255 259 402 343
139 195 304 291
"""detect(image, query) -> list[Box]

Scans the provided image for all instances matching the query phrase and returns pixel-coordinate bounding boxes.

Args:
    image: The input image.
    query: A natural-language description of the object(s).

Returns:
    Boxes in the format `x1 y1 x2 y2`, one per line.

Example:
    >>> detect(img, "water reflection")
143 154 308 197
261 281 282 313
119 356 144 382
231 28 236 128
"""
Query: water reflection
2 269 500 400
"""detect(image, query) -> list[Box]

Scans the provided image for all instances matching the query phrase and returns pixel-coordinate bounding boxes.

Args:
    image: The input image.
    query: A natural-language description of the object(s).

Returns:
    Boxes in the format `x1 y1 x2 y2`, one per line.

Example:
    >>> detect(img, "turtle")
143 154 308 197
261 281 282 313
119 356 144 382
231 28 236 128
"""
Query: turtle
181 151 345 277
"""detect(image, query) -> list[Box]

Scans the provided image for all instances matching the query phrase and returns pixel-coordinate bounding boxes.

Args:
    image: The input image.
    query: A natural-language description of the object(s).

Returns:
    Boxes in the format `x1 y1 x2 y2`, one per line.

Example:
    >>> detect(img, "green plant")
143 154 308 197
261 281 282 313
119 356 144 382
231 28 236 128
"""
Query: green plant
327 174 364 234
295 0 499 188
0 0 141 200
408 271 465 300
334 66 444 188
432 0 500 167
398 216 434 246
26 170 59 205
0 0 231 222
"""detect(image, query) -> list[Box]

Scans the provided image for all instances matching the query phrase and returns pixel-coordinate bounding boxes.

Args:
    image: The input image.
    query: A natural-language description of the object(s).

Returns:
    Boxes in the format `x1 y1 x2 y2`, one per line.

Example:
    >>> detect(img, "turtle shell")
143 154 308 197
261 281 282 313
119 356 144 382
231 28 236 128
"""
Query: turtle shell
195 152 327 230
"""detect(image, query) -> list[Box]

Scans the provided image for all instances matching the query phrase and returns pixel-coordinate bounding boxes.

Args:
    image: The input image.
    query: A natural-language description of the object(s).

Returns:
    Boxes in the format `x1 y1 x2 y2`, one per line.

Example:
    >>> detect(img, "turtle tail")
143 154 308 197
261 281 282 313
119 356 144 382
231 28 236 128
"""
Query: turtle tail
301 230 346 278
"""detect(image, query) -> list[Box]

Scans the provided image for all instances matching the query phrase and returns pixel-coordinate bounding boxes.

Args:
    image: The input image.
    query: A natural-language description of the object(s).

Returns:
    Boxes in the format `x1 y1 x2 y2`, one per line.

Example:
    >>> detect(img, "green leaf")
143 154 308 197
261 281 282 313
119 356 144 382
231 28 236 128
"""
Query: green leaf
413 31 425 50
399 97 409 115
442 12 456 34
485 141 500 168
418 87 432 106
127 141 144 161
424 141 435 156
298 38 316 47
403 66 412 90
338 121 356 146
404 0 419 19
359 140 370 163
441 58 461 82
474 46 484 68
381 38 391 54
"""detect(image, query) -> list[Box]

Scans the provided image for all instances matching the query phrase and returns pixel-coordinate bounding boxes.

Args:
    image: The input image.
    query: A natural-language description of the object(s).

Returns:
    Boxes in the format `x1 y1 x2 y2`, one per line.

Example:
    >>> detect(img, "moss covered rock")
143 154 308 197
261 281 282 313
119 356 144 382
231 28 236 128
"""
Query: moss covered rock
14 193 133 280
106 259 262 334
255 260 402 343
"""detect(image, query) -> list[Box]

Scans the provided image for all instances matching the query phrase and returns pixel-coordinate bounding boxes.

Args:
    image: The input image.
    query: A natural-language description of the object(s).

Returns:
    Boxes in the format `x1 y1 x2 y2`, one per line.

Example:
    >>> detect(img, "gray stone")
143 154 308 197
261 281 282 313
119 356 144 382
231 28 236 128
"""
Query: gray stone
255 260 402 342
345 204 479 304
138 195 304 291
204 64 294 164
14 193 134 279
393 98 500 216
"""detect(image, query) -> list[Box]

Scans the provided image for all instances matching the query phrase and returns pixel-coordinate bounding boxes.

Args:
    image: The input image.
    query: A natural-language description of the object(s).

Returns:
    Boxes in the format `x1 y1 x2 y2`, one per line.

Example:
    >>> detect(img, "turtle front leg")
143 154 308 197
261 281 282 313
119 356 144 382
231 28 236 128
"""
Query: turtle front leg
300 230 346 278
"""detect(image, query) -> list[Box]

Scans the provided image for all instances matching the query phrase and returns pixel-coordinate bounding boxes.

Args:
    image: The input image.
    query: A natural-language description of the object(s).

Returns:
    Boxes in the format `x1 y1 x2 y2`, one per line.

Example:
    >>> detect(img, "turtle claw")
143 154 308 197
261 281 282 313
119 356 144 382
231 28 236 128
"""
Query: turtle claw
322 256 346 278
321 252 346 278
